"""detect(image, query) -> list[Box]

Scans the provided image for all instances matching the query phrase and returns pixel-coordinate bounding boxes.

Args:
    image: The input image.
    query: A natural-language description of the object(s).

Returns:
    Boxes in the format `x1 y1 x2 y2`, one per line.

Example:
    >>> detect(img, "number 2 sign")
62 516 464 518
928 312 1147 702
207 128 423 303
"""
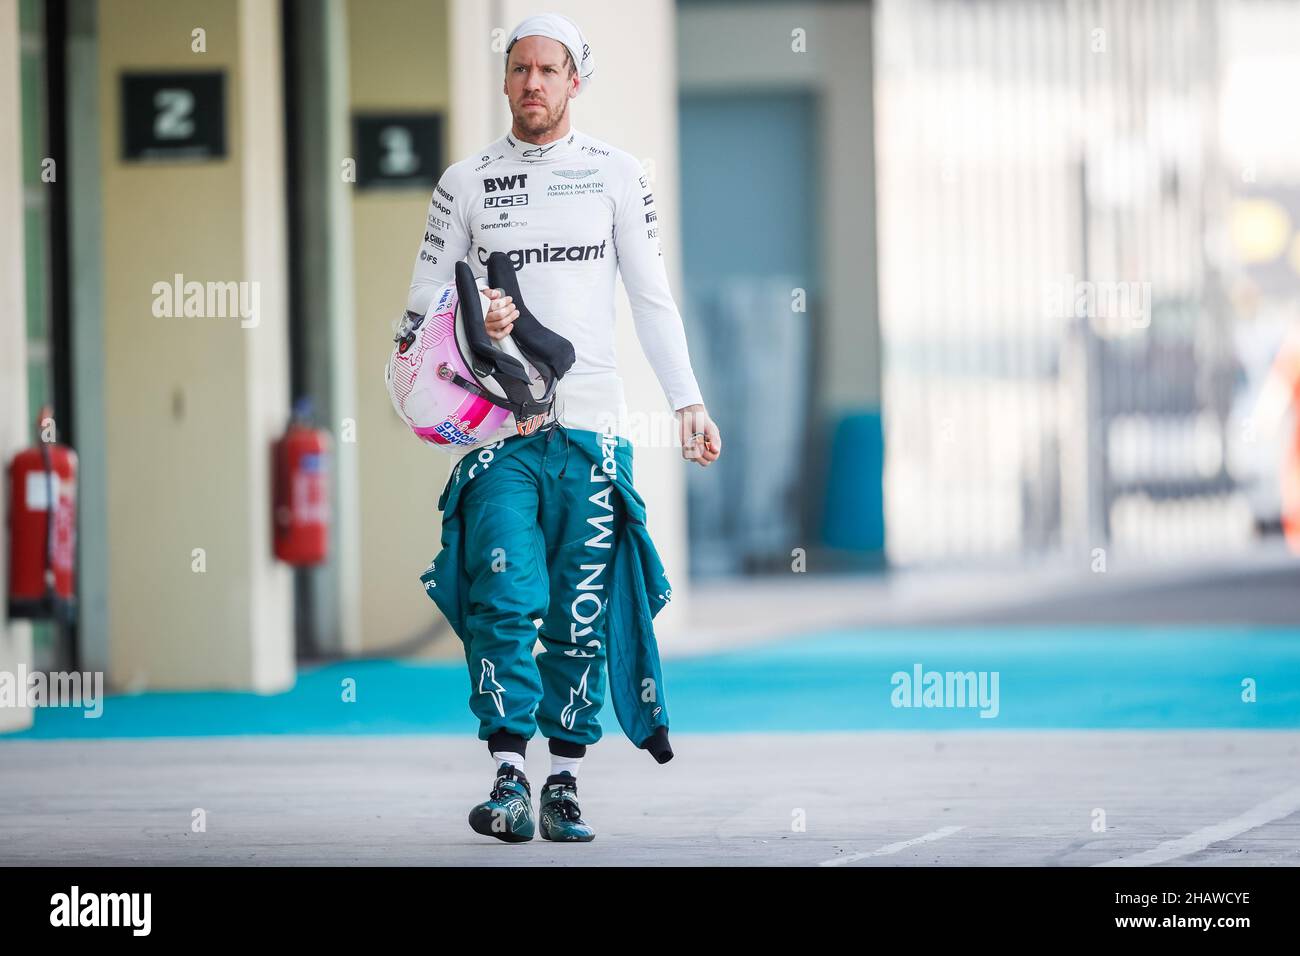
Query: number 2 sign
122 72 226 161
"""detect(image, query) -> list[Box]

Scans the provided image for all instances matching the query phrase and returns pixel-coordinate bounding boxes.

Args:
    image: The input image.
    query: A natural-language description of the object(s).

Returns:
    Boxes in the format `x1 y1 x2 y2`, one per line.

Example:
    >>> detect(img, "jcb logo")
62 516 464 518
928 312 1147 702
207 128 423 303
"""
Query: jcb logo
484 174 528 193
485 193 528 208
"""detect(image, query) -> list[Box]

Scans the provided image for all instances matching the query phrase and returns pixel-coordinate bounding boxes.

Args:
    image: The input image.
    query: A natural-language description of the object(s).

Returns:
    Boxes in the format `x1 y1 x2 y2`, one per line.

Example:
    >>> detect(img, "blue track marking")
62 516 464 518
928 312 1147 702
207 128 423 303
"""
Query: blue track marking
3 627 1298 739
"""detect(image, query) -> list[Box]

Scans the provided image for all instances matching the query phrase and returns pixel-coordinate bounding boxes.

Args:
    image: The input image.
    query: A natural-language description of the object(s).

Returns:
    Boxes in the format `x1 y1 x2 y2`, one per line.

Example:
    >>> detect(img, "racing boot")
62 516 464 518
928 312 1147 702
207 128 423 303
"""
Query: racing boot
468 762 535 843
538 772 596 842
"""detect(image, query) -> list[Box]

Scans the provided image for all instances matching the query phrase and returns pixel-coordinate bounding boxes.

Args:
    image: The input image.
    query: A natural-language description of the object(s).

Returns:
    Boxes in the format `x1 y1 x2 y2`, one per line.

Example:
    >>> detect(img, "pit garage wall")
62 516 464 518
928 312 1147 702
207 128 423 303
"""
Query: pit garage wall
97 0 293 691
1 0 34 730
344 0 455 652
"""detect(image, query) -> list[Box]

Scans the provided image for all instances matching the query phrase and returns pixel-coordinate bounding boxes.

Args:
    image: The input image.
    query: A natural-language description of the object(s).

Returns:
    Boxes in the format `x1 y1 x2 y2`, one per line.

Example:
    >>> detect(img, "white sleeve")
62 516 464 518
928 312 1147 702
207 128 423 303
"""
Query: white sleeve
407 167 471 318
613 165 704 411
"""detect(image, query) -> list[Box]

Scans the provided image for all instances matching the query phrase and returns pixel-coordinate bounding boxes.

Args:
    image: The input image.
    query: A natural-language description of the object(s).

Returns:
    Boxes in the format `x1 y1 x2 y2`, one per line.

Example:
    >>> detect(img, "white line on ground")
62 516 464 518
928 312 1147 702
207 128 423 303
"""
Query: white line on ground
819 826 965 867
1095 783 1300 867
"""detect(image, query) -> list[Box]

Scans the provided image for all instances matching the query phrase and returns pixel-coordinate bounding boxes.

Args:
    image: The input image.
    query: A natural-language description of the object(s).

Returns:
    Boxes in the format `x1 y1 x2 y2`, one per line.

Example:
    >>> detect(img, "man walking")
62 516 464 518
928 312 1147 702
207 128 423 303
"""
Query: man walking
409 13 720 843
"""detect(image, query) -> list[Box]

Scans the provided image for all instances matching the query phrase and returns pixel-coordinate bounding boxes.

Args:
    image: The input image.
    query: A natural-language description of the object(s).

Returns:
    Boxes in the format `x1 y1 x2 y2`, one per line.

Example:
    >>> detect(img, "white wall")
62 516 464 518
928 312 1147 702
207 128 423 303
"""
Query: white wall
0 0 33 731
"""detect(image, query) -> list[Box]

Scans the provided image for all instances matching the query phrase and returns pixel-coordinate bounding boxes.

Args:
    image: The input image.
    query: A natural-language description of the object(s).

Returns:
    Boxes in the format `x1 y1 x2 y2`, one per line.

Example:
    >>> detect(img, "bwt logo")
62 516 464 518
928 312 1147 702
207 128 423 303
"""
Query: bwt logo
484 174 528 192
485 193 528 208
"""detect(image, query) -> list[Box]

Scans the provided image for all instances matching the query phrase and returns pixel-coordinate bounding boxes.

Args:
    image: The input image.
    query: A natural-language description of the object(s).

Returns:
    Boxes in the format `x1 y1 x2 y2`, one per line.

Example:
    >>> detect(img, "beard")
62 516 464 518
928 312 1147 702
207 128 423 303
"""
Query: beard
512 95 568 140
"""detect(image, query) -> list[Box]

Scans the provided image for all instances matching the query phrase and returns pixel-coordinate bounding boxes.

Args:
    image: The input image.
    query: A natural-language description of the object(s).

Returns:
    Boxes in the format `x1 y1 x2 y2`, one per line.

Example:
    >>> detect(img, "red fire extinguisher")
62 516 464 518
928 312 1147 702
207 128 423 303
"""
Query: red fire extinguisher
272 398 330 566
7 406 78 621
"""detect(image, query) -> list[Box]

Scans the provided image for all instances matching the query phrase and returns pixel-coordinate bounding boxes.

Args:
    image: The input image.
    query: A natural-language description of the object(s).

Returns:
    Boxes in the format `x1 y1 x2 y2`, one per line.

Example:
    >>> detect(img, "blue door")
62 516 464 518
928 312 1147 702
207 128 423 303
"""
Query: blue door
679 92 820 575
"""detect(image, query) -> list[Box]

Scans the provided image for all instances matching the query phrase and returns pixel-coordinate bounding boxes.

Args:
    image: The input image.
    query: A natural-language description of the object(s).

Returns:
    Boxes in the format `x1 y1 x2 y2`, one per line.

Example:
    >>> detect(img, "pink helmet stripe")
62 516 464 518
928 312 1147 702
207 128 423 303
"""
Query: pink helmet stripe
460 394 496 427
410 394 504 445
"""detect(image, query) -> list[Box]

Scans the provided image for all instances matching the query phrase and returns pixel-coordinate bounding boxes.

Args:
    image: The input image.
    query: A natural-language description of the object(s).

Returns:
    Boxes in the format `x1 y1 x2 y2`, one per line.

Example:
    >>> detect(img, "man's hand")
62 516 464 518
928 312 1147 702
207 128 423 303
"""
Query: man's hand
677 404 721 467
480 287 519 341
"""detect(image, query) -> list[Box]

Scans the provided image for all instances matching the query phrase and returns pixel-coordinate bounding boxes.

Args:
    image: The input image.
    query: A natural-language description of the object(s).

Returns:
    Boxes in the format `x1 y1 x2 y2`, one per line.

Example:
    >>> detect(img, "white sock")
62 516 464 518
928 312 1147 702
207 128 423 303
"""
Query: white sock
550 754 582 779
491 751 526 774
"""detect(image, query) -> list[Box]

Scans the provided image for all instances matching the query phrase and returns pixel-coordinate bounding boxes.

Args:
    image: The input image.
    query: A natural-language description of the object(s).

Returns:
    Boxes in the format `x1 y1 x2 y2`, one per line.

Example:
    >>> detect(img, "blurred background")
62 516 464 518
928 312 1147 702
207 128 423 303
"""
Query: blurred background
2 0 1300 737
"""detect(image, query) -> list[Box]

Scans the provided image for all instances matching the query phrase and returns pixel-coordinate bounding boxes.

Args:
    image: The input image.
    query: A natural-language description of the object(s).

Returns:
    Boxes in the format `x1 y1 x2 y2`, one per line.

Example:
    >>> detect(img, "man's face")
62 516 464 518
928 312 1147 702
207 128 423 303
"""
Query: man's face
504 36 577 138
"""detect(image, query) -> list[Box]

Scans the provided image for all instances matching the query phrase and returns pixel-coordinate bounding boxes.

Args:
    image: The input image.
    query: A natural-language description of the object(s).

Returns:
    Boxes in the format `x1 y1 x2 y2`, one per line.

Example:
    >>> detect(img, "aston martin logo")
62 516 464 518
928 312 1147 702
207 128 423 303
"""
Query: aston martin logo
552 168 598 180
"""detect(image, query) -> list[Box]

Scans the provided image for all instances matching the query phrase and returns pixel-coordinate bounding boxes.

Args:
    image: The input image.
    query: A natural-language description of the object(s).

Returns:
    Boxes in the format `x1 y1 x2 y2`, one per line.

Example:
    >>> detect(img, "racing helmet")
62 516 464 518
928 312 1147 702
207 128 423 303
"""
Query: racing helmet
385 252 576 450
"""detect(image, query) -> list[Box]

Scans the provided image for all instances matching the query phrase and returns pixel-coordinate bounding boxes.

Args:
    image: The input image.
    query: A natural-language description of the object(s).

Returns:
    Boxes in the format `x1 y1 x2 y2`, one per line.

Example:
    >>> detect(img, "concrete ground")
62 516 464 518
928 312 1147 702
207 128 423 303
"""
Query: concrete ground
3 730 1299 866
5 544 1297 866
